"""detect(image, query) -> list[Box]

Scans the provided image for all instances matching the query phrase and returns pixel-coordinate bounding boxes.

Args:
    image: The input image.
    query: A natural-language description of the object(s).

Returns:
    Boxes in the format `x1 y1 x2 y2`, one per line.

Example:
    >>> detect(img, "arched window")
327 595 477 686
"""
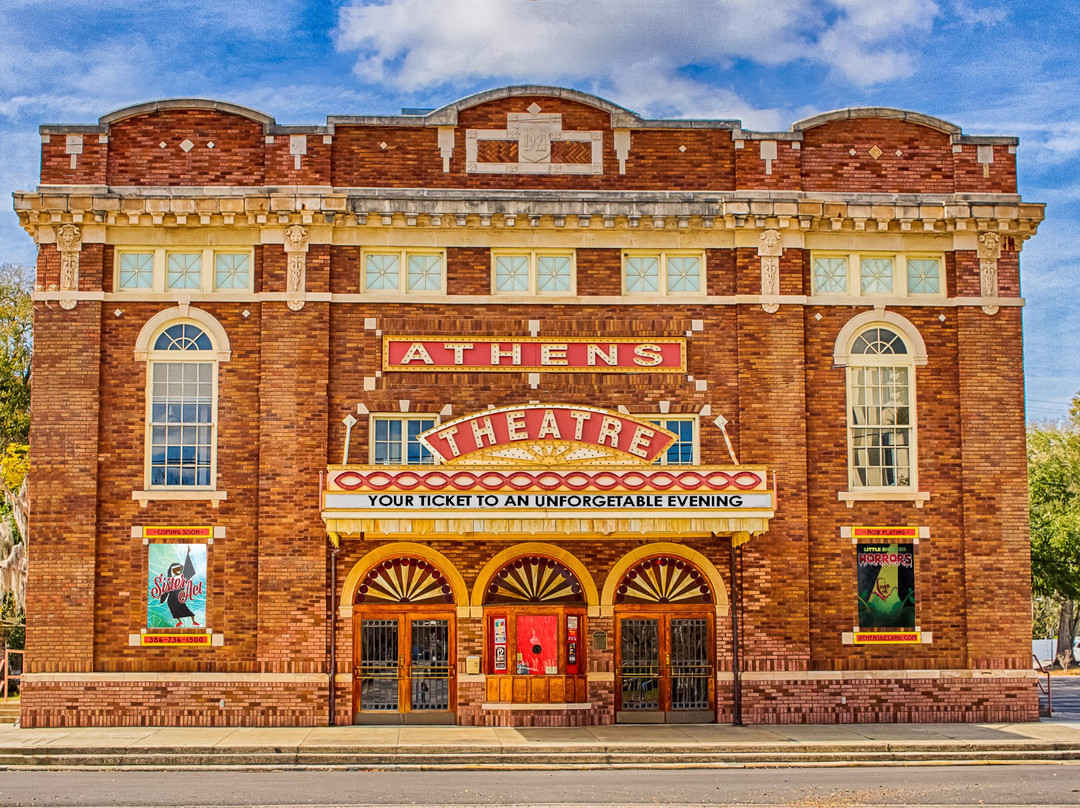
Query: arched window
614 555 713 605
354 557 455 605
846 325 916 489
147 322 217 488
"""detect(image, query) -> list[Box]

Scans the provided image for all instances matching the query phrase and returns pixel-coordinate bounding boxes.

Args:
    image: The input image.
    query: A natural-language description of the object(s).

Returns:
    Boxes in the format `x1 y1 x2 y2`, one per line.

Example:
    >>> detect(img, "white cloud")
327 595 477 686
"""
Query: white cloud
950 0 1009 26
334 0 941 119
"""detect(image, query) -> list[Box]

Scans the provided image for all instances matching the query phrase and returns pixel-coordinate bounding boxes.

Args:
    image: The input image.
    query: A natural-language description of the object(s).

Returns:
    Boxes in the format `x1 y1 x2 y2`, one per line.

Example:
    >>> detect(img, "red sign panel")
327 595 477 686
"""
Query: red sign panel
418 405 677 464
141 633 211 646
852 632 922 645
383 337 685 373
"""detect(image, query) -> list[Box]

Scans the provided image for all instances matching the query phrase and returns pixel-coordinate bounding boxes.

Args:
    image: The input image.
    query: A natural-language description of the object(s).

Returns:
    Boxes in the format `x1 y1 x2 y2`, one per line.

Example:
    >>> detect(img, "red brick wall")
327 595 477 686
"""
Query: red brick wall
256 297 331 671
39 98 1017 195
800 119 955 194
27 299 102 673
104 110 266 186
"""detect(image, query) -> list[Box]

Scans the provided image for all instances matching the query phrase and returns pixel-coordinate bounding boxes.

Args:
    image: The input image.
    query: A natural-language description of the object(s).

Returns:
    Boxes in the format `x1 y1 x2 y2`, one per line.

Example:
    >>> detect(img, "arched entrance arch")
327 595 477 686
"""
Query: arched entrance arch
343 542 466 725
474 544 596 706
605 543 726 724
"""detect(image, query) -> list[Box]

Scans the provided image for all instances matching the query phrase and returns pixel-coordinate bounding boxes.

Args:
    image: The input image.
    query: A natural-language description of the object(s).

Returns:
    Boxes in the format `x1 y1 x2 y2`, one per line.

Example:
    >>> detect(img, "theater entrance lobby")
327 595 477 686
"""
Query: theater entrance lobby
324 405 774 727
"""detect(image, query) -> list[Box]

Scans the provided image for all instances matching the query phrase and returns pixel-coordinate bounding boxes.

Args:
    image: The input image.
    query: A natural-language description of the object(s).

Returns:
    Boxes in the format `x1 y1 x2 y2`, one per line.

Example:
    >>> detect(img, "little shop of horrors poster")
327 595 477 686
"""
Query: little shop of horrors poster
856 540 916 630
147 544 207 628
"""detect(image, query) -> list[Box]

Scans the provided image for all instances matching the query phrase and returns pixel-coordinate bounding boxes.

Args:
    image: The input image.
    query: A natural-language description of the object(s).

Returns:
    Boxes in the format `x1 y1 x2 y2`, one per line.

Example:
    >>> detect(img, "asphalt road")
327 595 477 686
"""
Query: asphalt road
2 766 1080 807
1050 676 1080 716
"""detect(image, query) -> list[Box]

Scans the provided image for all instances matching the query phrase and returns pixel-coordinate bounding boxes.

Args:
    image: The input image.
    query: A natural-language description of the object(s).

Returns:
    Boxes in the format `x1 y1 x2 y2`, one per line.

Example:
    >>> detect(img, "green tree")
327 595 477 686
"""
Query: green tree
1028 395 1080 666
0 264 32 448
0 264 30 654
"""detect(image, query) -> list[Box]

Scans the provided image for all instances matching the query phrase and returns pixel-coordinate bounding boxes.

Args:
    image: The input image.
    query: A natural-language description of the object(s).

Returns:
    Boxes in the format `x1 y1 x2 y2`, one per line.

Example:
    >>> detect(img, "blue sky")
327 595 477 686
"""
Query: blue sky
1 0 1076 420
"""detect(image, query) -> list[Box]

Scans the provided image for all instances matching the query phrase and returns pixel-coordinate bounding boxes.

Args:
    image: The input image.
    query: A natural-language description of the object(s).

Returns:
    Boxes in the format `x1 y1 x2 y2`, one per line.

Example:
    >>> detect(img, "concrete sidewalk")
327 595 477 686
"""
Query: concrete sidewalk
2 719 1080 769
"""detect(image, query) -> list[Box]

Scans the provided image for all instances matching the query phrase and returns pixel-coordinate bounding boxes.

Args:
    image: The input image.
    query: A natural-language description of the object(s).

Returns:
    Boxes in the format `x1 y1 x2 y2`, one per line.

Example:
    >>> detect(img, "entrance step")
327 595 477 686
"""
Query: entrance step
2 741 1080 769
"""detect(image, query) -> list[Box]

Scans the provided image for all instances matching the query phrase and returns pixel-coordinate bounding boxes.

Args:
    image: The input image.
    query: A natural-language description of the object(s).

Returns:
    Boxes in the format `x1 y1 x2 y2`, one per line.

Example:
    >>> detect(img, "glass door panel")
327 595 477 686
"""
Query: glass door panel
619 618 660 710
359 618 400 711
669 617 710 711
410 618 450 711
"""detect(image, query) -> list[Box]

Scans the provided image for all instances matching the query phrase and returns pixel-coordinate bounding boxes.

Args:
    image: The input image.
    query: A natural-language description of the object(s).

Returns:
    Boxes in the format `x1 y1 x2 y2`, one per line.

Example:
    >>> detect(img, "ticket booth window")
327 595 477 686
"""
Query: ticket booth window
483 556 586 702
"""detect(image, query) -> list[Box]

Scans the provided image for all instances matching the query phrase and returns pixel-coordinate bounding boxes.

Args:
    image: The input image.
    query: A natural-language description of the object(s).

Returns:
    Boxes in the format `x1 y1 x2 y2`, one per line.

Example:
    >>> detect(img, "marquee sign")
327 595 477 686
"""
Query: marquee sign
322 405 776 539
418 404 678 465
383 337 686 373
324 467 773 518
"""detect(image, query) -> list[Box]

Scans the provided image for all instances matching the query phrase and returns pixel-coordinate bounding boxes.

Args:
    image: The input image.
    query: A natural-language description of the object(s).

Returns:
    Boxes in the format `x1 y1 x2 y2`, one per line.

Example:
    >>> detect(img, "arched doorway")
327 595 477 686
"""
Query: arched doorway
612 553 717 723
480 552 591 705
351 555 458 724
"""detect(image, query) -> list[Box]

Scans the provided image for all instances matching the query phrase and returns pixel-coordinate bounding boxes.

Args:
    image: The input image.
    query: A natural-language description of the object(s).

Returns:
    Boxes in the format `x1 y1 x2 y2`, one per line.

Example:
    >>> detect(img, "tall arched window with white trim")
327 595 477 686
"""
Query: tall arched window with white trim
846 326 915 489
147 322 218 487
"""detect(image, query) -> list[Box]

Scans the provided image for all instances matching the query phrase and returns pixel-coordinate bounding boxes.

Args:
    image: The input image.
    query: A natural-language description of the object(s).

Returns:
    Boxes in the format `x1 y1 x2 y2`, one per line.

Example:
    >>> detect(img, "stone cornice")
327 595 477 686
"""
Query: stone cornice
14 187 1045 240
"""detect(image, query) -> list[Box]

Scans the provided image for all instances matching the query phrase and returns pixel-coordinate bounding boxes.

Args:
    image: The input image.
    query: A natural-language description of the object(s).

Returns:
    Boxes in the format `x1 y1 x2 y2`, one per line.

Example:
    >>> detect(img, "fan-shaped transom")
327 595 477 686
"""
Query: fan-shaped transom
850 327 907 356
615 555 712 604
355 557 454 604
484 555 584 604
154 323 213 352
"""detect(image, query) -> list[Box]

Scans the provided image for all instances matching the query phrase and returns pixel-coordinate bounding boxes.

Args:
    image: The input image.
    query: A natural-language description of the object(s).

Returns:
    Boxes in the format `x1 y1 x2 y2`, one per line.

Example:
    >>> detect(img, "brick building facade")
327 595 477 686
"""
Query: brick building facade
14 87 1044 727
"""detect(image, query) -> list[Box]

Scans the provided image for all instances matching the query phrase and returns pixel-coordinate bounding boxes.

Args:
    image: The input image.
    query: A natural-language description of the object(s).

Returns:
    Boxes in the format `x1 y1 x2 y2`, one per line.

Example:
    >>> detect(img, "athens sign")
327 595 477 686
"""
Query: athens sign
383 337 685 373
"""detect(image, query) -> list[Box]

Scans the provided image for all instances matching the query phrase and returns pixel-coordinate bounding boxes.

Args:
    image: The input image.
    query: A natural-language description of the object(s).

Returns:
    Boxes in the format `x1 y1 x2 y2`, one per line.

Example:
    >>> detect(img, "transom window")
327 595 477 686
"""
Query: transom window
492 251 574 295
119 252 154 289
643 416 697 465
147 322 218 488
811 253 944 299
214 253 251 289
846 326 915 490
362 250 445 293
623 252 704 296
371 415 438 465
813 256 847 294
860 258 894 294
906 258 940 294
116 248 254 293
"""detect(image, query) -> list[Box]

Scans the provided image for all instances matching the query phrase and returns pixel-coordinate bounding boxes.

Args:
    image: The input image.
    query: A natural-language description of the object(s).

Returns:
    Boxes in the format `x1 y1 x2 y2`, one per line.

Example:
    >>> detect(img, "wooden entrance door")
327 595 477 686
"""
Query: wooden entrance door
615 612 714 723
353 610 455 724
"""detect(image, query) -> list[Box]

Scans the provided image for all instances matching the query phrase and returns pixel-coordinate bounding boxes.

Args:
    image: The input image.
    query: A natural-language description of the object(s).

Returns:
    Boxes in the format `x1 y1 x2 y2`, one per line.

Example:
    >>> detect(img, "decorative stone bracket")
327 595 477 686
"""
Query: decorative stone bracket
757 229 782 313
977 231 1001 315
56 223 82 310
283 224 309 311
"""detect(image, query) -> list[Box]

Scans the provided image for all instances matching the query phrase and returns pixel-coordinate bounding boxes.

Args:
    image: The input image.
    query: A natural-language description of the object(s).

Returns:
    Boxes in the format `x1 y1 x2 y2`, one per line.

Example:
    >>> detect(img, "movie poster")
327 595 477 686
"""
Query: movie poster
147 544 207 629
856 542 915 630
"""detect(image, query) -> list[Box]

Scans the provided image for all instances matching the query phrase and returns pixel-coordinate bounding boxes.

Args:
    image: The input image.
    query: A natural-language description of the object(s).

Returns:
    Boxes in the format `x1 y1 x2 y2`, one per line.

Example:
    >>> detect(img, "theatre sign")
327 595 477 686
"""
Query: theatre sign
323 404 774 541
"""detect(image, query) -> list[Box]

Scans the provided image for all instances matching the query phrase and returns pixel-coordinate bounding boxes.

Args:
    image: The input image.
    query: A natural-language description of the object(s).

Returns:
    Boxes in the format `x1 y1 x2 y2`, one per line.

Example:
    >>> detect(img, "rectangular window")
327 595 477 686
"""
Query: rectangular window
494 254 529 293
167 253 202 290
860 257 894 294
812 253 945 299
371 416 438 464
848 366 912 487
644 416 697 465
812 256 848 294
363 250 444 293
149 361 214 486
906 258 940 294
214 253 251 289
492 251 574 295
118 252 154 289
623 252 704 296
